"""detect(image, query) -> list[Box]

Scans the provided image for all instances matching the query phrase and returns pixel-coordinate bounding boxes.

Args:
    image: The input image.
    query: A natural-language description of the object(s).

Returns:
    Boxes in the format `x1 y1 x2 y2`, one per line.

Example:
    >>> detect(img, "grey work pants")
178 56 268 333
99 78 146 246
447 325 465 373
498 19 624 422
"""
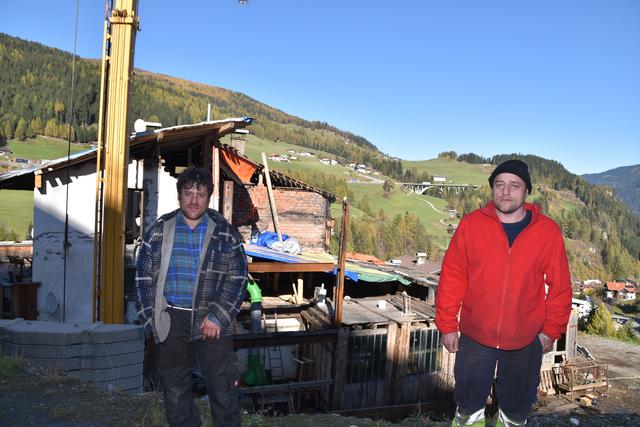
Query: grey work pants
158 308 241 427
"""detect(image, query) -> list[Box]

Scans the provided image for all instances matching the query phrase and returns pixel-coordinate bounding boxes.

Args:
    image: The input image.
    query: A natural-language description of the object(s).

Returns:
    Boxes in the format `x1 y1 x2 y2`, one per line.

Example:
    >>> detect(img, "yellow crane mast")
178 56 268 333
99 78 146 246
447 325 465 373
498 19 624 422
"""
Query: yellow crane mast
93 0 139 324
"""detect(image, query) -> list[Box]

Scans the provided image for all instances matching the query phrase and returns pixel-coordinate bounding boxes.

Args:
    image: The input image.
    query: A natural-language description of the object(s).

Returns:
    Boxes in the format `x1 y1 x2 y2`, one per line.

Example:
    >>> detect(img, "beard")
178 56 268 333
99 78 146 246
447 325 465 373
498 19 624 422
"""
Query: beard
494 198 524 215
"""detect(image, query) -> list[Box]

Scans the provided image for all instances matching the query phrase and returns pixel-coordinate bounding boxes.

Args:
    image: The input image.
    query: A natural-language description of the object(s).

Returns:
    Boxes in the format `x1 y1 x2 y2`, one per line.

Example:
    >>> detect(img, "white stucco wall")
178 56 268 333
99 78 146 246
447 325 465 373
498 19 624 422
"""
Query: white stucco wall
32 159 181 323
33 161 97 323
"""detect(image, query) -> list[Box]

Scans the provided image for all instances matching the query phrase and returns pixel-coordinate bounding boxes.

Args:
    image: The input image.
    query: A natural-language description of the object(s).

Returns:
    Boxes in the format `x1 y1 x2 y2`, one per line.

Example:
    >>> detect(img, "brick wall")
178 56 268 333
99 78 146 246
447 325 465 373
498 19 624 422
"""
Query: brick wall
232 184 331 253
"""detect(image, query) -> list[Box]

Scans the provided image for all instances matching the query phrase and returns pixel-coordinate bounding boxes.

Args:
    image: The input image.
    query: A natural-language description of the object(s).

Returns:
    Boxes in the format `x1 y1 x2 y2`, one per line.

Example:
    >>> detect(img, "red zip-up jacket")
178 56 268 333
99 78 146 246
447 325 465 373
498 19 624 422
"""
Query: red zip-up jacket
435 202 572 350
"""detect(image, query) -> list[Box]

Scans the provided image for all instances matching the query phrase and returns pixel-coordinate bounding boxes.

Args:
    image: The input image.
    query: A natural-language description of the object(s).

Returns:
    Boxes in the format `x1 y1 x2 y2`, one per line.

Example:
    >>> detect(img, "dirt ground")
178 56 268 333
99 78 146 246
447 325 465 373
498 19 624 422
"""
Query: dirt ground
1 333 640 426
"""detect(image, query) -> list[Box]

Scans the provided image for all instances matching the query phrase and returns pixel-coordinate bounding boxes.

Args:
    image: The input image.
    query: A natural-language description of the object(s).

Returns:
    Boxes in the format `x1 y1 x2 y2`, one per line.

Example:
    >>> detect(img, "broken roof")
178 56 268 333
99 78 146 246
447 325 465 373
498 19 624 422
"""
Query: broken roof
0 118 336 201
0 118 253 190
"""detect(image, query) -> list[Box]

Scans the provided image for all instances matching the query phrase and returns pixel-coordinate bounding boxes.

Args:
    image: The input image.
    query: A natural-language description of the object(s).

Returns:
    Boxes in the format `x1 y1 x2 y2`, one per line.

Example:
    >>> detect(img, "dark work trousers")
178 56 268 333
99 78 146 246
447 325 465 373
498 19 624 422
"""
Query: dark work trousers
157 307 241 427
454 334 543 422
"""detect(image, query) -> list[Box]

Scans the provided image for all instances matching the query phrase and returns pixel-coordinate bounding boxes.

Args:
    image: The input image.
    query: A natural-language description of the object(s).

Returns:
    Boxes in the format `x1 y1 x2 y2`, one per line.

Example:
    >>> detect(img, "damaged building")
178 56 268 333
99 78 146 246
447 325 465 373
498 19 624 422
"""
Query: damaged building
0 119 580 414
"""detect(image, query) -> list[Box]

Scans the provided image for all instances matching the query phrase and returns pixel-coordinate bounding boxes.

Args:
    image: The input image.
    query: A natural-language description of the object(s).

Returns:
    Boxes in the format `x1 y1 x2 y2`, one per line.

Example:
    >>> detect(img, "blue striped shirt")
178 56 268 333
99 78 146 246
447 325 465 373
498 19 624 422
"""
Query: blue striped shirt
163 212 208 307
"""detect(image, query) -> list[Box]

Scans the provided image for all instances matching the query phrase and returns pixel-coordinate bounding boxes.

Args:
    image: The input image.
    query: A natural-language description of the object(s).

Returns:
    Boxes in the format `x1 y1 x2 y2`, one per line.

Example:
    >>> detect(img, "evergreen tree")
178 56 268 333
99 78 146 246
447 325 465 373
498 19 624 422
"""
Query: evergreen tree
27 116 43 138
586 303 616 337
14 117 27 141
3 121 14 140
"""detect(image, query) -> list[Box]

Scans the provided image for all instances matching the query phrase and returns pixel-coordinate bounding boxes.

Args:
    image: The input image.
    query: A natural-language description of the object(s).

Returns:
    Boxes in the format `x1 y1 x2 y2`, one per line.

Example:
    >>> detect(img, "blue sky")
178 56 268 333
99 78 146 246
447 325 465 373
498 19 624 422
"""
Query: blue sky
1 0 638 175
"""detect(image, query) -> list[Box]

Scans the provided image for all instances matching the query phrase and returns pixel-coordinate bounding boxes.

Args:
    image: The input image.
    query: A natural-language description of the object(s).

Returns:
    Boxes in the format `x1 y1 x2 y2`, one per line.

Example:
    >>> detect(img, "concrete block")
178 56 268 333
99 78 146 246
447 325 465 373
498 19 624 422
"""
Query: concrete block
3 342 90 359
88 323 144 343
90 340 144 357
1 320 94 345
89 351 144 369
71 363 143 383
0 320 145 394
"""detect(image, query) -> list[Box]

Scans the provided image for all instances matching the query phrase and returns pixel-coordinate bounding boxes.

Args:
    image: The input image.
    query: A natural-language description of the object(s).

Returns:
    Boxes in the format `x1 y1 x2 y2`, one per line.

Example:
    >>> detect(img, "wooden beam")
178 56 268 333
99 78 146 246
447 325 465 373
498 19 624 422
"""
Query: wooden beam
248 262 334 273
217 121 235 135
222 180 234 222
334 198 350 326
238 379 333 396
261 152 282 242
212 146 220 211
331 326 350 410
384 322 398 405
296 273 304 304
232 329 338 349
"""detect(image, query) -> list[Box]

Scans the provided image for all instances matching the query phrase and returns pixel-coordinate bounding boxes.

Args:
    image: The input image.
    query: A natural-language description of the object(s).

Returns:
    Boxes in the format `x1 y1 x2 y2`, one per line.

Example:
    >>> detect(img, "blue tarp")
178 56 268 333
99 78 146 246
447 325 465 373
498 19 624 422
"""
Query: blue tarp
244 244 391 283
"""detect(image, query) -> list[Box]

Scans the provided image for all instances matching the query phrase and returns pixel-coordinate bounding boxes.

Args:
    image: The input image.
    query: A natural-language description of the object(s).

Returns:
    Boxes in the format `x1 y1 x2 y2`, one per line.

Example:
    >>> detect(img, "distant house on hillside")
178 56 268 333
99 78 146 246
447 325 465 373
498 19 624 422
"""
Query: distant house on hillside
433 176 446 183
319 158 337 166
267 154 289 162
605 281 636 301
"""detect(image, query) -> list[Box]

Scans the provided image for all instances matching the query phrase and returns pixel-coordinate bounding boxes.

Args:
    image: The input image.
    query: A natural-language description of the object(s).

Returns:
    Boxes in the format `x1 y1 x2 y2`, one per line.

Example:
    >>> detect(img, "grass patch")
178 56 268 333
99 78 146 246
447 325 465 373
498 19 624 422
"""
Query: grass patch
402 158 489 185
330 183 456 251
6 136 88 161
0 355 25 379
0 189 33 239
227 134 355 180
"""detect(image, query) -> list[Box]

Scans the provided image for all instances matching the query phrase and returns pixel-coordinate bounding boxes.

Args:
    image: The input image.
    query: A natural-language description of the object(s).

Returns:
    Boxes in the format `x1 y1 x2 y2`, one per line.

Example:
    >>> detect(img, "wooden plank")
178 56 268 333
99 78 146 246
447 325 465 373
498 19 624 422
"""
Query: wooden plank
388 295 435 319
307 306 334 328
301 310 324 331
232 329 337 350
331 326 350 410
352 299 420 324
337 300 389 326
211 145 219 210
383 322 398 406
558 381 607 392
334 199 349 326
393 323 411 404
248 262 334 273
261 152 282 242
296 274 303 305
239 379 333 395
222 180 234 222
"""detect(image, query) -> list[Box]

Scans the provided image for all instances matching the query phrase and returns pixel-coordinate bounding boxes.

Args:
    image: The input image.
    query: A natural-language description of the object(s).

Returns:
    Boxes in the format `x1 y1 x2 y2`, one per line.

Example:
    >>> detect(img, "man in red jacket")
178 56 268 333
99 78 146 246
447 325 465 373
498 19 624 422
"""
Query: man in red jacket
435 159 572 427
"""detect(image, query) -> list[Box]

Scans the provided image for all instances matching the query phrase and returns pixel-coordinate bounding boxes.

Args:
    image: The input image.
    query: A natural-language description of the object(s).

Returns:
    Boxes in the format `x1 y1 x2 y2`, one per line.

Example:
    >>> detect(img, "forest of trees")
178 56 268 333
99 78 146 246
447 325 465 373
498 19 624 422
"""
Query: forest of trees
2 33 639 279
0 33 405 179
446 153 640 279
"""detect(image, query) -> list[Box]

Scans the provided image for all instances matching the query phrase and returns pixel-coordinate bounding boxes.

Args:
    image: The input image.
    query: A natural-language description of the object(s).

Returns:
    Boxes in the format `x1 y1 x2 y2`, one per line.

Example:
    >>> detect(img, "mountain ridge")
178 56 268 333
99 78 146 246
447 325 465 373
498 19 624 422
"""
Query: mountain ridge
583 164 640 215
1 32 639 280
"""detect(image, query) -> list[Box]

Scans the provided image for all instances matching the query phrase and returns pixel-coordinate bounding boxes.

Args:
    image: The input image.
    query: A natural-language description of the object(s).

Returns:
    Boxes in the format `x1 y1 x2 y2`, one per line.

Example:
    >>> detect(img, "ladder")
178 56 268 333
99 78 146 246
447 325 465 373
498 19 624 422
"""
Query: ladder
266 311 285 381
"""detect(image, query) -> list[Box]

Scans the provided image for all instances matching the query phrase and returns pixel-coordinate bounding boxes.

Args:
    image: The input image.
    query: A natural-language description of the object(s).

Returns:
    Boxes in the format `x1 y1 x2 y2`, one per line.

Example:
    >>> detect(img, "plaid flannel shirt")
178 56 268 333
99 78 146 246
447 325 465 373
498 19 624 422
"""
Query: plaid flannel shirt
163 212 207 307
135 208 248 343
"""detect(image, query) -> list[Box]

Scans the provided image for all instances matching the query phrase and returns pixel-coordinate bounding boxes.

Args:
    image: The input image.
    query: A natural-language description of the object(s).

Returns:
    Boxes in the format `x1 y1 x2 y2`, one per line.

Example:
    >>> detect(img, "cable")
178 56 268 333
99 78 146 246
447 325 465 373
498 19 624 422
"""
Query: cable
62 0 80 323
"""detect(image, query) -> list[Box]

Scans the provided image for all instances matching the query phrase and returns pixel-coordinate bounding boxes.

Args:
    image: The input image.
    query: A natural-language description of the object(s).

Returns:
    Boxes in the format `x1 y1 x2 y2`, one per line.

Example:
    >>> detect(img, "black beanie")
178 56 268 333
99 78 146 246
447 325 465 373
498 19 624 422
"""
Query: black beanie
488 159 532 194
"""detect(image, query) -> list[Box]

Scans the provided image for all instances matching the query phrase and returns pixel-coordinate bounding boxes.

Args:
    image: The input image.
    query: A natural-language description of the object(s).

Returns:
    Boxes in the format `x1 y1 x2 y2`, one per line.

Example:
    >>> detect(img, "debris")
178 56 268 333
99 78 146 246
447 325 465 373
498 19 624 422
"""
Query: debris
569 417 580 425
579 396 592 407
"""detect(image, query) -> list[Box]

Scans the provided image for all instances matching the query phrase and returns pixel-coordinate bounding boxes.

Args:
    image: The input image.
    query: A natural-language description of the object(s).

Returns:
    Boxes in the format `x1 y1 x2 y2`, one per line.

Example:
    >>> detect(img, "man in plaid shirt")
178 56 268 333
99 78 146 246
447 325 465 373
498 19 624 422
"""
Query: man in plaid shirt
135 167 247 427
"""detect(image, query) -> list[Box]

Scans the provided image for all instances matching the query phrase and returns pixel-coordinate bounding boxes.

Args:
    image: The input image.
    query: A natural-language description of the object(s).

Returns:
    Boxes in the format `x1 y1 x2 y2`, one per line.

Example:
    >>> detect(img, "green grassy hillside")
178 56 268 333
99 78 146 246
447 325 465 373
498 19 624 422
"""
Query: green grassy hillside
6 136 87 160
0 190 33 241
0 136 86 239
402 158 490 185
343 184 455 249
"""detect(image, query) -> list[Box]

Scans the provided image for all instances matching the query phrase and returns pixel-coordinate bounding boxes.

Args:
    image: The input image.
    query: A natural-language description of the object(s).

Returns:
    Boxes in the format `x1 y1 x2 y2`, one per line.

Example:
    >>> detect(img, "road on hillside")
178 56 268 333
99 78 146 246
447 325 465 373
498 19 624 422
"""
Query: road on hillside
420 198 446 214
